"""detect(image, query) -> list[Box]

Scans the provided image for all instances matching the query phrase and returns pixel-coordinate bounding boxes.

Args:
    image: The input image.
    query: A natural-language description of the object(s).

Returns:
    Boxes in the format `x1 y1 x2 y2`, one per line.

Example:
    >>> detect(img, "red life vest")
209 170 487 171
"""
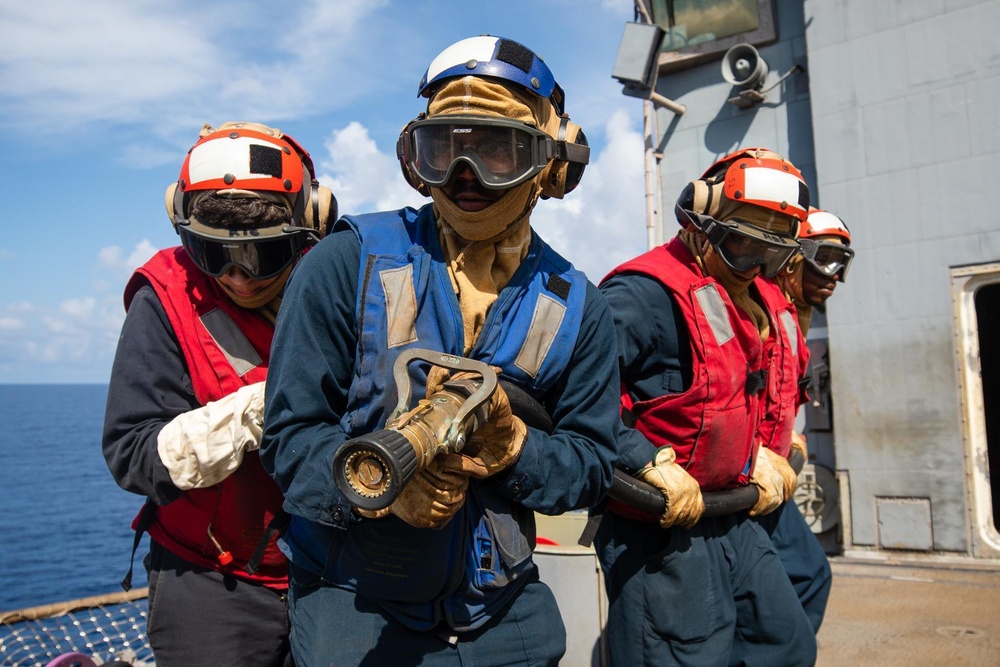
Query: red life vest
605 240 769 516
124 248 287 587
755 277 809 458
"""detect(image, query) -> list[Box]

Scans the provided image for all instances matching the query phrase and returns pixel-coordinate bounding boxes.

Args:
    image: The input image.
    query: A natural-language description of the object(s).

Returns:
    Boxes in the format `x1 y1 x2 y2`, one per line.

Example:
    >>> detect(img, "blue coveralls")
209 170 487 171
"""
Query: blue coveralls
752 276 833 634
754 498 833 632
260 205 620 666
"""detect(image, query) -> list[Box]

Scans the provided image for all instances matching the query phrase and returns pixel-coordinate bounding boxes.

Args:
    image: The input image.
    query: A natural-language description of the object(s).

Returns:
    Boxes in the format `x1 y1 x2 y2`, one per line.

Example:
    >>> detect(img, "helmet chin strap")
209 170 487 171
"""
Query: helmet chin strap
776 255 807 308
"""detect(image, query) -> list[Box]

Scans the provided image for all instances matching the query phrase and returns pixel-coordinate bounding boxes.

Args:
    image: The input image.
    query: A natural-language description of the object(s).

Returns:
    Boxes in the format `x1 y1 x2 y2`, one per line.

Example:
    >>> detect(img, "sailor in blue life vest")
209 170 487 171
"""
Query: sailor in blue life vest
258 35 620 666
103 121 336 667
759 206 856 632
596 148 818 666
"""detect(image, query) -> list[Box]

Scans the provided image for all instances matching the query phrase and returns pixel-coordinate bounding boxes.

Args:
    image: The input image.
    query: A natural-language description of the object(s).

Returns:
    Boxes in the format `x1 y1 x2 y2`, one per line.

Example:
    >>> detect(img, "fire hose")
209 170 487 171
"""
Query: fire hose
332 347 804 517
501 379 805 517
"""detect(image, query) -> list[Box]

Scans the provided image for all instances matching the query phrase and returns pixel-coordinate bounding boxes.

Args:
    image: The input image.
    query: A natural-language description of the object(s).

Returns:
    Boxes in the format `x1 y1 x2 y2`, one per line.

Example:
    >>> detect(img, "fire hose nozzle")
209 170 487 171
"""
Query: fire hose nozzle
332 349 497 511
335 430 418 511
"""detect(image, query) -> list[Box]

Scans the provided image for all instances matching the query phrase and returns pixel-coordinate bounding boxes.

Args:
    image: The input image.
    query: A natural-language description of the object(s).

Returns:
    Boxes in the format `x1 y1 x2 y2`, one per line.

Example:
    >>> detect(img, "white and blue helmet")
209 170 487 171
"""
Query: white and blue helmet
417 35 566 114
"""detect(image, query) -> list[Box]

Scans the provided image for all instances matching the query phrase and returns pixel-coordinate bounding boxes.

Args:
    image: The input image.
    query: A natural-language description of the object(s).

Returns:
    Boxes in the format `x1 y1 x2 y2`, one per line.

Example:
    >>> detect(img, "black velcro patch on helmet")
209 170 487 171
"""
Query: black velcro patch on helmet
798 180 810 211
497 39 535 74
547 274 571 301
250 144 283 178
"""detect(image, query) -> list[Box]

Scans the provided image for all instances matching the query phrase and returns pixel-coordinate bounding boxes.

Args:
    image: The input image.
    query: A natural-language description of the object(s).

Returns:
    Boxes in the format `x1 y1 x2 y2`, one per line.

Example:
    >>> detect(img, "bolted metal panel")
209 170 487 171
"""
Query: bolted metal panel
877 497 933 551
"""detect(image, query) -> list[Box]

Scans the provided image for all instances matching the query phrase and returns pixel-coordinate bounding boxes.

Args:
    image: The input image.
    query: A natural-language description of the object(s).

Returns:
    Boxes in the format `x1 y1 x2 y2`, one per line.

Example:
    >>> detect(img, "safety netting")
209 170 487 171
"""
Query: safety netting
0 589 153 666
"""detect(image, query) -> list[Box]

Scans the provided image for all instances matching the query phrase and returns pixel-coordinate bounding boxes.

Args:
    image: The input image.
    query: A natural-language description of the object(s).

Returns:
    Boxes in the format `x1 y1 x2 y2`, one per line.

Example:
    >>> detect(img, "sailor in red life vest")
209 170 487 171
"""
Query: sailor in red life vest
596 148 817 666
102 122 336 667
776 206 855 336
755 206 855 633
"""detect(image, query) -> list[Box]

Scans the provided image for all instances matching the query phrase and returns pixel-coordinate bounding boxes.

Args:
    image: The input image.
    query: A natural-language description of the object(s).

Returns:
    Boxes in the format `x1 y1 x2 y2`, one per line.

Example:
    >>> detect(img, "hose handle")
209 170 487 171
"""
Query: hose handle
388 348 498 446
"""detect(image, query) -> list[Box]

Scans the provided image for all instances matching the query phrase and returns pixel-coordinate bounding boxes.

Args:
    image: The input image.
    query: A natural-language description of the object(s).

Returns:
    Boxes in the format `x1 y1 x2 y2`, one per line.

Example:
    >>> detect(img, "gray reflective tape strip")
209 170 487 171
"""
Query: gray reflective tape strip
515 294 566 378
693 284 734 346
380 265 419 348
779 310 798 356
200 308 262 377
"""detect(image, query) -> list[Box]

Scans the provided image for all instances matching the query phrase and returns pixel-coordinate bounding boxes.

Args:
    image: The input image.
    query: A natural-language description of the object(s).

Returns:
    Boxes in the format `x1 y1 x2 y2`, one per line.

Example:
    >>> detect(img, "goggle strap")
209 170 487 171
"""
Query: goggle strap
555 140 591 165
700 216 725 242
553 116 589 165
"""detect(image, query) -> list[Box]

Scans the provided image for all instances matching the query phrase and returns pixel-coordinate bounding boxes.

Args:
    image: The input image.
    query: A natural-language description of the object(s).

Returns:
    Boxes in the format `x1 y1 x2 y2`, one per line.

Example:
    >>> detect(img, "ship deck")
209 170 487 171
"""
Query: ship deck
817 553 1000 666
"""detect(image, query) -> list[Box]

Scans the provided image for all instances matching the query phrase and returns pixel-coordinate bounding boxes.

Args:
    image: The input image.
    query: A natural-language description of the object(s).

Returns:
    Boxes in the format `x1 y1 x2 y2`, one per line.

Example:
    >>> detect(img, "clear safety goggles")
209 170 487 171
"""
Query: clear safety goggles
178 225 307 280
399 116 557 190
697 214 800 278
798 238 854 281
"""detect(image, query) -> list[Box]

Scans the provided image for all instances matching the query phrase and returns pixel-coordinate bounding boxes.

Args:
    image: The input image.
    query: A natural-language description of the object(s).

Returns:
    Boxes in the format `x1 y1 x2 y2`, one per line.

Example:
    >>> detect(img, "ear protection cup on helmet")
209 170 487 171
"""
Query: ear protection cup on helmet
165 179 203 230
675 174 726 227
277 133 334 239
165 181 181 227
303 182 338 237
396 118 431 197
539 116 589 200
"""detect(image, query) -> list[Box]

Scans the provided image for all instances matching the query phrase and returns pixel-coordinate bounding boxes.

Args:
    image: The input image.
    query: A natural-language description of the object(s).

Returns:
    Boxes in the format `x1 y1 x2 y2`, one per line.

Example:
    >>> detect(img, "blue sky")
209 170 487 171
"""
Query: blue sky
0 0 650 384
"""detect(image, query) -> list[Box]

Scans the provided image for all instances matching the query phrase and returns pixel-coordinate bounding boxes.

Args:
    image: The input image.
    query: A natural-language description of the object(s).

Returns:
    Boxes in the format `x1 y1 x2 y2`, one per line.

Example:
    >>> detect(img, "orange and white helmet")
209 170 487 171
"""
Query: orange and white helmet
167 122 326 234
798 207 854 281
675 148 810 277
801 207 851 243
700 147 810 227
164 121 337 279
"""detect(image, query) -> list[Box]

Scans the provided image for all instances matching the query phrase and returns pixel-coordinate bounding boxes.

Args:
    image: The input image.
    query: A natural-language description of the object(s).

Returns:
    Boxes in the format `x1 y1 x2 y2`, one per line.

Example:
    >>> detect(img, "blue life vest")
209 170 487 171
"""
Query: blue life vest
288 204 587 631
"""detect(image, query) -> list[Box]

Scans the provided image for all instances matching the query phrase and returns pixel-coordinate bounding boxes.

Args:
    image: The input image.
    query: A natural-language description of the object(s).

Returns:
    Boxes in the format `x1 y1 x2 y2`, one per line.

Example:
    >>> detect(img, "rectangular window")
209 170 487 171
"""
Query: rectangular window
645 0 777 72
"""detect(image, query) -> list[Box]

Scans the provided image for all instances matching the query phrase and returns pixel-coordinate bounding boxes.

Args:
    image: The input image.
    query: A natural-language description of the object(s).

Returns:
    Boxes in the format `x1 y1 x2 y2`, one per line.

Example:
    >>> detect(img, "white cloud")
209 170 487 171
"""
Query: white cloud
316 121 427 216
99 240 158 278
0 2 217 130
0 0 391 157
59 297 97 319
120 143 187 170
0 294 124 382
281 0 390 61
6 302 36 315
0 239 155 381
531 107 649 282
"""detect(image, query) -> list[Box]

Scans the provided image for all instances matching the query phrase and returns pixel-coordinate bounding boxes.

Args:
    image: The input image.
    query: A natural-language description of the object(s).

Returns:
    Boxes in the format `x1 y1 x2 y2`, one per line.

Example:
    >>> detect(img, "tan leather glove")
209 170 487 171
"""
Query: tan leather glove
637 447 705 529
426 366 527 477
790 431 808 460
357 453 488 529
156 381 265 490
749 445 798 516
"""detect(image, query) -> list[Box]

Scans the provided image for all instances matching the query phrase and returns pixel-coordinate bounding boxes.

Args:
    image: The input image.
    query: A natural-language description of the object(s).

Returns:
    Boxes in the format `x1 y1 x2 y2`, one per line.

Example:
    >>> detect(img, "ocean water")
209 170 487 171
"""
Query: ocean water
0 384 149 613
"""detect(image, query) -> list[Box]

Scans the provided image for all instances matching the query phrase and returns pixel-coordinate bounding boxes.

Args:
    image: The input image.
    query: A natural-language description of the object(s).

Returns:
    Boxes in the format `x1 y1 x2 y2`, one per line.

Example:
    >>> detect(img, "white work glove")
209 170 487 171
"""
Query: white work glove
749 445 798 516
156 381 266 490
637 447 705 529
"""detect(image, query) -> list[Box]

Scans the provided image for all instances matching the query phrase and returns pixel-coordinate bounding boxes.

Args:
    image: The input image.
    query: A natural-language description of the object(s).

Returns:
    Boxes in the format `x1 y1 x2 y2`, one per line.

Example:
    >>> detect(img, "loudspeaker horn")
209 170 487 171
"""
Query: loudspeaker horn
721 43 769 90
